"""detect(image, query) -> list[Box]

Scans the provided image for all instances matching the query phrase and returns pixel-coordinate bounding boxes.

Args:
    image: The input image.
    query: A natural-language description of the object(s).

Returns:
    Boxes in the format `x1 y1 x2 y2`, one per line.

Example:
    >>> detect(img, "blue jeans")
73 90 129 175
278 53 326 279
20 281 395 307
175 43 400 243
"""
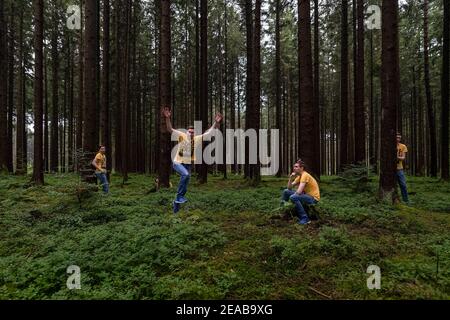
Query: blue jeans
173 162 191 200
396 170 409 203
95 172 109 193
282 189 318 219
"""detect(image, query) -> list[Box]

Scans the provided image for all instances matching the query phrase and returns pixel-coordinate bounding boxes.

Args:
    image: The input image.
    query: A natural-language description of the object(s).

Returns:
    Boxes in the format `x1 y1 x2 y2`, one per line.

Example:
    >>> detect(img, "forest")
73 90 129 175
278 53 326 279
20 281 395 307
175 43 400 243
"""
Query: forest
0 0 449 300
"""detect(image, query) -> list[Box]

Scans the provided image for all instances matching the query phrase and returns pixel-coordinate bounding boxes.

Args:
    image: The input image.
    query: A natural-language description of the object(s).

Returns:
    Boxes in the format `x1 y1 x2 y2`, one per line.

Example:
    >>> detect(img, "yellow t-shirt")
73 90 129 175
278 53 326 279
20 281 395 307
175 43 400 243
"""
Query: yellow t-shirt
94 153 106 173
397 143 408 170
293 171 321 201
174 133 203 164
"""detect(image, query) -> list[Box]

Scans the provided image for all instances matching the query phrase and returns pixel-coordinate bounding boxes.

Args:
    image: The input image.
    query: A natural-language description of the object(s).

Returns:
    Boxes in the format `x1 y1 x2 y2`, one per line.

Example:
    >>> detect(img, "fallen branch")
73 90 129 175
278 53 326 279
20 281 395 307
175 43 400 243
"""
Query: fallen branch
308 286 332 300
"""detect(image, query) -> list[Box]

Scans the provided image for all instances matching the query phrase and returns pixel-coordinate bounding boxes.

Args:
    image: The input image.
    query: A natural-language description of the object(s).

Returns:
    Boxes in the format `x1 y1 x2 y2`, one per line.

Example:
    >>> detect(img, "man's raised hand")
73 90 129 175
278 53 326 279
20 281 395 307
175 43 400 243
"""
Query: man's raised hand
215 113 223 123
162 107 171 119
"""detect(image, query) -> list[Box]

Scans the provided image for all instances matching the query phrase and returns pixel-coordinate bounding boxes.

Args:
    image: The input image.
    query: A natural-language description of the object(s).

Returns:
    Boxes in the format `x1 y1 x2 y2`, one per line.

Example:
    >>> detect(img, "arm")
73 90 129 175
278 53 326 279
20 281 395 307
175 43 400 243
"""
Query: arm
162 107 184 137
92 158 103 172
201 113 223 139
397 151 406 161
287 173 296 189
296 183 306 195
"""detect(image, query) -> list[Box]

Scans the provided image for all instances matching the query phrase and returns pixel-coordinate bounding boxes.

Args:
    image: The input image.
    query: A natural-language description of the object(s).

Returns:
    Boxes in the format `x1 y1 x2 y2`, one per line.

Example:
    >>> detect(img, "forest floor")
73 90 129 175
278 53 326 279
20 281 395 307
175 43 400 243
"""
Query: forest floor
0 173 449 299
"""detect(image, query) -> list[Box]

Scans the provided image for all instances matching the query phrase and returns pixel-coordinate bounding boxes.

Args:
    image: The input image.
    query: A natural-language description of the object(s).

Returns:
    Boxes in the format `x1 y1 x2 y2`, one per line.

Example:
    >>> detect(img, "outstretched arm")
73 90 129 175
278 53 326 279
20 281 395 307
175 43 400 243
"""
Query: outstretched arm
201 113 224 139
162 107 184 138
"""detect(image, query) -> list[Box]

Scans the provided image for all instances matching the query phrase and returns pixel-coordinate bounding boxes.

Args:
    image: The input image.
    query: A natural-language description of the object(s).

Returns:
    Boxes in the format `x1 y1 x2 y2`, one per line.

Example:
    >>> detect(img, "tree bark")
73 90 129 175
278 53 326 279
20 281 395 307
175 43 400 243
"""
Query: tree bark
442 0 449 181
101 0 111 172
379 0 399 202
275 0 282 177
32 0 45 185
50 6 59 173
83 0 99 154
340 0 349 171
0 0 8 172
158 0 172 187
298 0 320 178
354 0 365 164
423 0 437 177
197 0 208 183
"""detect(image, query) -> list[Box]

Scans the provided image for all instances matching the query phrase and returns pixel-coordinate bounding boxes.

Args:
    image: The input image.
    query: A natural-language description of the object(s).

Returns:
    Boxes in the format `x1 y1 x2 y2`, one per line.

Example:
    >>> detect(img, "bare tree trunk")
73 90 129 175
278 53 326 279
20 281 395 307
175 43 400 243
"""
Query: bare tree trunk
83 0 99 154
158 0 172 187
340 0 349 171
442 0 449 181
298 0 319 178
354 0 365 164
275 0 282 177
32 0 45 185
50 7 59 173
423 0 437 177
379 0 399 202
0 0 8 172
197 0 208 183
101 0 111 172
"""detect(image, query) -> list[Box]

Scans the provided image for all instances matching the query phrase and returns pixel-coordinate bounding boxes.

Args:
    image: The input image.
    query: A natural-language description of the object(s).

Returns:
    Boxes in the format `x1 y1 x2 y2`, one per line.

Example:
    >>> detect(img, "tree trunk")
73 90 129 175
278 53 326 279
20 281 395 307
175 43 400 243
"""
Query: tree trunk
0 0 8 172
379 0 399 202
197 0 208 184
275 0 282 177
16 7 27 174
158 0 172 187
340 0 349 171
76 0 84 157
442 0 449 181
423 0 437 177
121 0 131 183
101 0 111 172
314 0 321 174
83 0 99 154
50 7 59 173
248 0 261 183
6 1 14 173
32 0 45 185
244 0 253 179
354 0 365 164
299 0 319 178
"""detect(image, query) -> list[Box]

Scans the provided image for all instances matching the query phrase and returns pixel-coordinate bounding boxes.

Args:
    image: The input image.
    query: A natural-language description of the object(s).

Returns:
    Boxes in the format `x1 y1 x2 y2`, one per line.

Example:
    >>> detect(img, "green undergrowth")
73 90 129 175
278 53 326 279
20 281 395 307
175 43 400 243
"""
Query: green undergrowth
0 173 449 299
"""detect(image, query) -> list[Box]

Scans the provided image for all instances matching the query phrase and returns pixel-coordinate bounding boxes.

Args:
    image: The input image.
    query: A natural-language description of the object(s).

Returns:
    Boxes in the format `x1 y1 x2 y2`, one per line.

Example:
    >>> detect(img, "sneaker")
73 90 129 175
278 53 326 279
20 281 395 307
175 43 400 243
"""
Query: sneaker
175 196 188 204
298 216 311 225
173 201 181 214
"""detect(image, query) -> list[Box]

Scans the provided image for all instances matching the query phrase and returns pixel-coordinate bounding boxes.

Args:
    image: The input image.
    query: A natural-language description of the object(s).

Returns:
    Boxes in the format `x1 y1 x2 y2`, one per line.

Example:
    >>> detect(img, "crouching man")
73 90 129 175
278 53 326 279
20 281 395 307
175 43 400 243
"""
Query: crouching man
281 159 320 225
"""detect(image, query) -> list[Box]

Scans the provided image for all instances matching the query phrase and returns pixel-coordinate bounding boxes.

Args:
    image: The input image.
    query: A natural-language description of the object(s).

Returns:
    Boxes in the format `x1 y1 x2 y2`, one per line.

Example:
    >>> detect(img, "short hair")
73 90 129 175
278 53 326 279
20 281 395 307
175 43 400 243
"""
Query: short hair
295 159 306 168
396 132 402 137
99 145 105 149
188 126 195 130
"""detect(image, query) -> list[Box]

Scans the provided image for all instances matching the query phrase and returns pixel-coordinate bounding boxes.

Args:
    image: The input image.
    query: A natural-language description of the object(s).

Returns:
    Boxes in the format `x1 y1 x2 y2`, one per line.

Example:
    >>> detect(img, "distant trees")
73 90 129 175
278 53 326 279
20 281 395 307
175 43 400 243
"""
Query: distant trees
0 0 447 192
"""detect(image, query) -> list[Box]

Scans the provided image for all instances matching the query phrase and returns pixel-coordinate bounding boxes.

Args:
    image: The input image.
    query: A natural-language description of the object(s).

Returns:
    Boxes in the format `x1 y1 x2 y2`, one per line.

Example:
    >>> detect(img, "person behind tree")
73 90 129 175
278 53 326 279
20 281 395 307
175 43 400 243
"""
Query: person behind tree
91 145 109 194
162 107 223 208
396 133 410 204
281 159 320 225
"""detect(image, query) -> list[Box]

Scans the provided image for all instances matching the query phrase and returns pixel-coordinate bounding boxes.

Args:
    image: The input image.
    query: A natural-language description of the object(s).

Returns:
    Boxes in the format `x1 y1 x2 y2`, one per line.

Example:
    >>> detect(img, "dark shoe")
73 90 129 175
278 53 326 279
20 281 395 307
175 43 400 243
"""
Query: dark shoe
298 216 311 225
173 201 181 214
